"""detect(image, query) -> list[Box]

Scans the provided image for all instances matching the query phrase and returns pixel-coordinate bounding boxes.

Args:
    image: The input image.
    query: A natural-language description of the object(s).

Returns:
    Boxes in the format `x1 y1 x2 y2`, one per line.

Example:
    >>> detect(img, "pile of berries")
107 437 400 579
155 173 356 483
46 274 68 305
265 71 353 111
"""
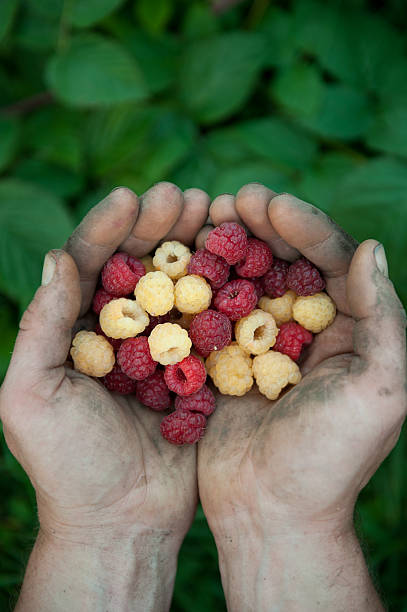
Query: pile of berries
70 223 336 445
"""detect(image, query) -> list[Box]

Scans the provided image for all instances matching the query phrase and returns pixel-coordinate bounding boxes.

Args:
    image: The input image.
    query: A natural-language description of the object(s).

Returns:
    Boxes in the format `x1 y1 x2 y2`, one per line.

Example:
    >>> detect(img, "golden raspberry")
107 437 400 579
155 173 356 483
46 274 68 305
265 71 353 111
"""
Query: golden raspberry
293 292 336 333
141 255 155 274
99 298 149 339
148 322 192 365
253 351 301 400
153 241 191 280
235 309 278 355
134 271 174 316
206 342 253 396
174 275 212 314
258 290 296 327
70 331 115 377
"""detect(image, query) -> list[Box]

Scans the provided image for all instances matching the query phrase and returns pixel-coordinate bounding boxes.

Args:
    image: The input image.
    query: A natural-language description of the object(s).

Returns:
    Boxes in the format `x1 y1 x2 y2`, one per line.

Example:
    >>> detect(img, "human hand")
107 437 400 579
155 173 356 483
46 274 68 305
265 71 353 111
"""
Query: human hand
197 185 406 611
0 183 210 611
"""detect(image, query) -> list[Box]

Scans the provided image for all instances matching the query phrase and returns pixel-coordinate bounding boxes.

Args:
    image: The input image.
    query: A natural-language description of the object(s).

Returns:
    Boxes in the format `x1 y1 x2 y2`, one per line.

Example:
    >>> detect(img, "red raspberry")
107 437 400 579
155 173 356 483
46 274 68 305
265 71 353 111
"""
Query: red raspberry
187 249 230 289
136 370 171 411
175 384 216 416
274 322 313 361
103 363 137 395
143 313 171 336
213 279 257 321
205 222 248 265
102 252 145 296
94 323 122 352
164 355 206 396
287 258 325 296
251 277 265 300
160 409 206 445
235 238 273 278
262 257 290 297
92 288 115 314
117 337 157 381
189 309 232 357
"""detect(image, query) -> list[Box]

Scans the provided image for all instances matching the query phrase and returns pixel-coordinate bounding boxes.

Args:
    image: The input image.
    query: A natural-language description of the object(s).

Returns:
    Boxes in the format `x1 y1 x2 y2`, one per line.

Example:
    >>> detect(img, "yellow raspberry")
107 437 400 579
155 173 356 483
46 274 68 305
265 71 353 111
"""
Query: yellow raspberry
99 298 149 339
235 309 278 355
141 255 155 274
70 331 115 377
153 241 191 280
253 351 301 400
134 271 174 316
206 342 253 396
293 292 336 333
148 322 192 365
174 274 212 314
258 290 296 327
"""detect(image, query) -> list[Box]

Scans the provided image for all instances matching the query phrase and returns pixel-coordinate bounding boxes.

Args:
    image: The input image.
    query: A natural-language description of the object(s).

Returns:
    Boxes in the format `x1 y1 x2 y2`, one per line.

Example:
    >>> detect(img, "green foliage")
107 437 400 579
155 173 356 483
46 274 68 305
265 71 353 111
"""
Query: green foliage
0 0 407 609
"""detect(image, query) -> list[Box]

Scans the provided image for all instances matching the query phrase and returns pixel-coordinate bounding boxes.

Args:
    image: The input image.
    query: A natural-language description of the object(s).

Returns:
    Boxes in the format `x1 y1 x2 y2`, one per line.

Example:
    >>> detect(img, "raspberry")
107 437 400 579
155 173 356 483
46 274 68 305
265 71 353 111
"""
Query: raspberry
235 238 273 278
117 337 157 380
205 222 248 265
188 249 230 289
235 309 278 355
102 252 145 297
99 298 149 339
258 290 296 327
103 363 137 395
92 288 115 315
293 292 336 333
251 278 265 300
136 370 171 411
134 271 174 316
263 257 290 298
94 323 122 352
141 254 155 273
160 409 206 445
164 355 206 396
174 275 212 314
189 309 232 357
287 258 325 296
148 322 192 365
175 385 216 416
70 331 115 377
143 313 171 336
214 279 257 321
274 322 313 361
206 342 253 396
253 351 301 400
153 241 191 280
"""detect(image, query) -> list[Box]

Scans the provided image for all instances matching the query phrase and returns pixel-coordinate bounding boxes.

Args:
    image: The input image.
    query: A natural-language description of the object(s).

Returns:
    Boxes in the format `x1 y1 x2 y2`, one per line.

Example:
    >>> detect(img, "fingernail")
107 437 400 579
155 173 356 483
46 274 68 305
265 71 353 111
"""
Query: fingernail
374 244 388 278
41 253 56 286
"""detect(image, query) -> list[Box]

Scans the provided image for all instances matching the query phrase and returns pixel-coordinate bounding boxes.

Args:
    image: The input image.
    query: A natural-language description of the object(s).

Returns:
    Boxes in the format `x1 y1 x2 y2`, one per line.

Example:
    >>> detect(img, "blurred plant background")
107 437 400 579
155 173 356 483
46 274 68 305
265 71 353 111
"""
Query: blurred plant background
0 0 406 608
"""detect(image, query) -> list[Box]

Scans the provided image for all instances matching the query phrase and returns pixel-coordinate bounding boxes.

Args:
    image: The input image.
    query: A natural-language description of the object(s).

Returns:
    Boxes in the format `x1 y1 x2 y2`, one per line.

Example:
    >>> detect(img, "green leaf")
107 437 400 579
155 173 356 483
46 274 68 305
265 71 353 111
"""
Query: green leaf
15 8 59 50
258 7 298 67
135 0 173 35
179 31 267 124
0 180 74 308
25 0 63 19
0 301 18 381
182 2 219 39
0 117 19 172
366 107 407 159
70 0 125 27
212 162 292 198
272 62 324 118
0 0 19 42
234 117 318 170
12 159 84 199
46 34 149 107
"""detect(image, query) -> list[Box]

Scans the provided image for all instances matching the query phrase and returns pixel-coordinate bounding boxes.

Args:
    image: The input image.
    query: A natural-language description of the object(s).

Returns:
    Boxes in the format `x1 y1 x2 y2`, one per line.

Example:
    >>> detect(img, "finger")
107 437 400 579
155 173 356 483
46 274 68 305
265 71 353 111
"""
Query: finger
6 250 81 398
120 182 183 257
348 240 406 383
164 188 210 245
210 194 243 226
268 193 358 313
235 183 299 260
195 225 214 250
65 187 139 315
300 314 354 375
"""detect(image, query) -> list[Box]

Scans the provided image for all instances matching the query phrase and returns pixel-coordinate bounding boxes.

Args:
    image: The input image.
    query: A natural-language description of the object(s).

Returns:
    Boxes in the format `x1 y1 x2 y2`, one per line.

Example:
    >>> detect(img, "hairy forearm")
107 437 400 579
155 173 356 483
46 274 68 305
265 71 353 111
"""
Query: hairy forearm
15 528 180 612
214 521 383 612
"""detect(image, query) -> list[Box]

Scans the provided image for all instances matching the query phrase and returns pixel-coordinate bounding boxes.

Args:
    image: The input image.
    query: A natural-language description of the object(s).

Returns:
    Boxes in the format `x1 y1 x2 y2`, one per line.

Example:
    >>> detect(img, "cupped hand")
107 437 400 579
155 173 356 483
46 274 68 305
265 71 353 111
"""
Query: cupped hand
0 183 210 546
198 184 407 539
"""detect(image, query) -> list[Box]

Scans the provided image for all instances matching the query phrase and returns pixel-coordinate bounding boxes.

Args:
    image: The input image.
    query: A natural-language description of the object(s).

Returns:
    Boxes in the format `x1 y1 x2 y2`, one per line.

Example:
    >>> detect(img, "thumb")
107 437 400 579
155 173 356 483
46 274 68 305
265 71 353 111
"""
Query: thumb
7 249 81 396
347 239 406 383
